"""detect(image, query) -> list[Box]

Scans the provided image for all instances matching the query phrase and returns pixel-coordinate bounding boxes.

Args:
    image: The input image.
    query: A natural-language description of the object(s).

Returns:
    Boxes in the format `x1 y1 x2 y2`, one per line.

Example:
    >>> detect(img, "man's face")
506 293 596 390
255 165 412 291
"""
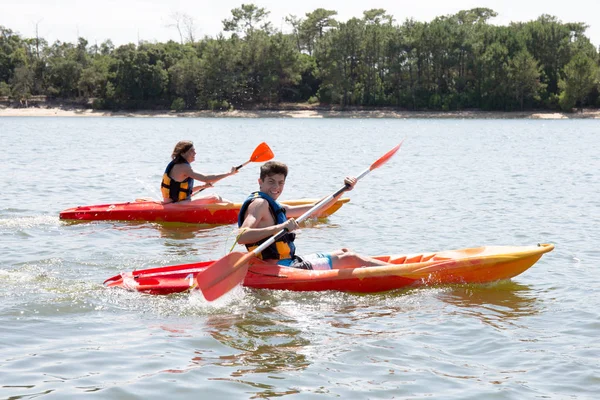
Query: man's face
259 173 286 200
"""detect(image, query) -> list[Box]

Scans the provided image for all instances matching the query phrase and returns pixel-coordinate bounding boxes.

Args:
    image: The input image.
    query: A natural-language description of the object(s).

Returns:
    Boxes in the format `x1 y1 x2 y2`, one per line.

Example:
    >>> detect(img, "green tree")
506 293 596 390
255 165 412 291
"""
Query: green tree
45 41 83 97
100 40 115 56
479 41 510 110
284 15 303 52
169 55 202 108
110 43 169 108
361 9 393 105
78 54 114 99
292 53 319 101
171 97 186 111
0 81 10 96
300 8 338 55
398 19 429 109
222 4 272 36
315 18 364 106
559 52 599 111
508 50 544 110
0 26 24 83
10 65 34 103
198 35 243 108
523 15 586 99
264 32 302 103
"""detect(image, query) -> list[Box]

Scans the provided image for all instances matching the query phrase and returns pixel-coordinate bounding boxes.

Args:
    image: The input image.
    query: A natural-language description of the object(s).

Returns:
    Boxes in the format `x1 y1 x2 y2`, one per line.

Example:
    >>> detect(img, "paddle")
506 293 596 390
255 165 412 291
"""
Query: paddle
192 142 274 198
195 141 404 301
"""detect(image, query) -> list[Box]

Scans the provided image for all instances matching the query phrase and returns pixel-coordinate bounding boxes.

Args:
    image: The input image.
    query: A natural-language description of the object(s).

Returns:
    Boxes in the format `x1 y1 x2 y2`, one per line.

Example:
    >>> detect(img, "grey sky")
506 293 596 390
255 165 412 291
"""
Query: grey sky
3 0 599 47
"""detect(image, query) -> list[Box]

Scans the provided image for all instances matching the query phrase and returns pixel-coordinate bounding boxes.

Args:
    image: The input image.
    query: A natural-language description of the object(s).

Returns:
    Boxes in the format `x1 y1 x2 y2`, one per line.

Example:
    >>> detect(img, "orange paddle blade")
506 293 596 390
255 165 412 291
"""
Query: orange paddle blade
370 141 403 171
195 252 252 300
250 142 274 163
201 263 249 301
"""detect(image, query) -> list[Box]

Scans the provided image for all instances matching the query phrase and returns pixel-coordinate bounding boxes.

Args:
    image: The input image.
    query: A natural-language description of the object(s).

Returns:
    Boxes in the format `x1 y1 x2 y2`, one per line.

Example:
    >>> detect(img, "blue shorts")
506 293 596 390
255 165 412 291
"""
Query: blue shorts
277 253 333 270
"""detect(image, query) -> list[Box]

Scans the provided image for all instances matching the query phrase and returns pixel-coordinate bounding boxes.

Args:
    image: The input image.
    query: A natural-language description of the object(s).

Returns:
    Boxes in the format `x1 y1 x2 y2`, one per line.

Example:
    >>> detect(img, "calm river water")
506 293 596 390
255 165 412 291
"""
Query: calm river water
1 117 598 399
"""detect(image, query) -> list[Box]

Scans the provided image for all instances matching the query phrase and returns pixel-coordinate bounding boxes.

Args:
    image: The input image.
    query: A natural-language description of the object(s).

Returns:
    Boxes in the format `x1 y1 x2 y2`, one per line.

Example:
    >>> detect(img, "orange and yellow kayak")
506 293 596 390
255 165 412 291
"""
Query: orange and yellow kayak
60 198 349 225
104 243 554 295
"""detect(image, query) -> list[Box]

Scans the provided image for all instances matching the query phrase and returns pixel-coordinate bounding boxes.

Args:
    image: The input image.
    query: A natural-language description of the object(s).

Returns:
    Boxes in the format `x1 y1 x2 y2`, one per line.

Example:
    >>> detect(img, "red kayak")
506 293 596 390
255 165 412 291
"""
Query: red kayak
60 198 350 225
104 243 554 295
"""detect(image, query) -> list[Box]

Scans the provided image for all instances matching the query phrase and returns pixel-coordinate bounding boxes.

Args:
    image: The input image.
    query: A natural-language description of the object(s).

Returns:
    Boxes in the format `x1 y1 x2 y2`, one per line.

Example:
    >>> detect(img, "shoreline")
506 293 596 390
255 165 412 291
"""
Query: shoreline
1 105 599 119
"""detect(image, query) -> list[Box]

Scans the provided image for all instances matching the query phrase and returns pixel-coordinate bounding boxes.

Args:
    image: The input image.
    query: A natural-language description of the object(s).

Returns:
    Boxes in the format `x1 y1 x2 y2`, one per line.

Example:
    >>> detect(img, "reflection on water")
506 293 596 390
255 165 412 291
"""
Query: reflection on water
436 281 540 328
198 311 310 375
153 223 220 240
151 223 236 258
156 224 216 257
155 308 311 398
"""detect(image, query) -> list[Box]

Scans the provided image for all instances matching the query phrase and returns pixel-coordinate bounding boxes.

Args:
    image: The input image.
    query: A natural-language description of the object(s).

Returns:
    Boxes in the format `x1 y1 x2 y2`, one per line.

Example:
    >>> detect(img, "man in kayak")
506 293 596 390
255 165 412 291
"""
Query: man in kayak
237 161 392 270
161 140 238 204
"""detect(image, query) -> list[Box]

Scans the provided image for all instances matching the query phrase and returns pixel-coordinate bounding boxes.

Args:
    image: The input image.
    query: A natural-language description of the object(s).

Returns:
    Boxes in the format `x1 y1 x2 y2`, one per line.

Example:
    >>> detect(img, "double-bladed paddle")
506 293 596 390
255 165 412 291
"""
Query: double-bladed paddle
192 142 274 198
195 141 404 301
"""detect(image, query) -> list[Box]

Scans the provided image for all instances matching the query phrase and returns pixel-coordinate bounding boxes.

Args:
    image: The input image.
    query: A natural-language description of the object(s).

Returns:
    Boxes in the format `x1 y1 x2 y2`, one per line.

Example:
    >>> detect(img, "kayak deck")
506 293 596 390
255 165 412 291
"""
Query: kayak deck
60 197 350 225
104 243 554 296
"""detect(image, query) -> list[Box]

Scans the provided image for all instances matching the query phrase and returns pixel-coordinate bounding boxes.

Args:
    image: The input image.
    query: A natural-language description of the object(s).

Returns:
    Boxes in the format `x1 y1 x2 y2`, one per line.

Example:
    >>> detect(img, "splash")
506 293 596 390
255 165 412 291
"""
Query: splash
0 215 61 229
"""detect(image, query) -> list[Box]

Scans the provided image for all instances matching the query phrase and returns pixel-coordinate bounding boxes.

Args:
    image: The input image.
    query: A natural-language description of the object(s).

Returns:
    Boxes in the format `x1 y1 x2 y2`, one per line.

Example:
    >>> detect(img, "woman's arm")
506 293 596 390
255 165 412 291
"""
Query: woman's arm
187 166 238 184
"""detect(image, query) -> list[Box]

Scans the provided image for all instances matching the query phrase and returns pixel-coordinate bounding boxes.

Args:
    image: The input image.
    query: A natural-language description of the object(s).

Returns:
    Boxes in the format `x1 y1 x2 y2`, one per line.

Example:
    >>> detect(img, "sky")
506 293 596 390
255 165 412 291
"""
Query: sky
3 0 600 48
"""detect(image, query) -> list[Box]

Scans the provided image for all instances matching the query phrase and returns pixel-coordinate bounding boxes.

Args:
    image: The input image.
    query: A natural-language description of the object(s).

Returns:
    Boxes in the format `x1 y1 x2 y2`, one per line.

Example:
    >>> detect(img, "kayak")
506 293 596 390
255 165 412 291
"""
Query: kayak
104 243 554 295
60 198 349 225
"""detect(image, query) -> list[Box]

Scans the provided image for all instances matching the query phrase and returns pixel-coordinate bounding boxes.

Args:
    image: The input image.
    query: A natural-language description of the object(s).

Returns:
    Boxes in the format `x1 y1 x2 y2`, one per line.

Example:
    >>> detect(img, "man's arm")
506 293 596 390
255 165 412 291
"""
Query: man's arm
284 176 357 219
238 199 298 245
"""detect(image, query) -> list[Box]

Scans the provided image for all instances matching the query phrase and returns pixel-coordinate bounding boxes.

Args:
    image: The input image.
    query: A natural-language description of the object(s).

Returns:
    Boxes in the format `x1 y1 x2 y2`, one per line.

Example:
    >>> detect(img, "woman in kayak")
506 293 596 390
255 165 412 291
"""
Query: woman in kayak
237 161 392 270
161 140 238 204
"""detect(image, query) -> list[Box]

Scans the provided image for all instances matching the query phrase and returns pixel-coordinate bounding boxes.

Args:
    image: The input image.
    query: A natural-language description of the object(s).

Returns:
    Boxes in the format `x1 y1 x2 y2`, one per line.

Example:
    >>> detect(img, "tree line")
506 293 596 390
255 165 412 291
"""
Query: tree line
1 5 599 112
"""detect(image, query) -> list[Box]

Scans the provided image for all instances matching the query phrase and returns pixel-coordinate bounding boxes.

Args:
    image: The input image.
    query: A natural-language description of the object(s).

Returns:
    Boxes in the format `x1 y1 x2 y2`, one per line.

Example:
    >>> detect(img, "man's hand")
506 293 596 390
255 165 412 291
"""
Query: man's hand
280 218 300 232
344 176 357 191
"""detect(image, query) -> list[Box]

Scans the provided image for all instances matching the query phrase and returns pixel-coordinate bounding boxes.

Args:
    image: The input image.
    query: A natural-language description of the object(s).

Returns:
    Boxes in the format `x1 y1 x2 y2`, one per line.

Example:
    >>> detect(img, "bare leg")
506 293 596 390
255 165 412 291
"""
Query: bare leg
191 193 232 204
329 248 390 269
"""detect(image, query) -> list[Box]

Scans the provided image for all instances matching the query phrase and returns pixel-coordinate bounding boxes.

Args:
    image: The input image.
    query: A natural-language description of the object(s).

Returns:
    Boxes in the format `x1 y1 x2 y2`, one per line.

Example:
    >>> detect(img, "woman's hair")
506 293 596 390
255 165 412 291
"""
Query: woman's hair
171 140 194 161
260 161 288 180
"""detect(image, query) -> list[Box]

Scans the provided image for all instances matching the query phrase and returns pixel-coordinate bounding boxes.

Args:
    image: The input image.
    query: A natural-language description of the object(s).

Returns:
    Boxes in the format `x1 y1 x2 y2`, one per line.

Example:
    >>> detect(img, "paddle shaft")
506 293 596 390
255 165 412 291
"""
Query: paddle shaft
193 143 273 196
235 160 251 170
193 162 247 195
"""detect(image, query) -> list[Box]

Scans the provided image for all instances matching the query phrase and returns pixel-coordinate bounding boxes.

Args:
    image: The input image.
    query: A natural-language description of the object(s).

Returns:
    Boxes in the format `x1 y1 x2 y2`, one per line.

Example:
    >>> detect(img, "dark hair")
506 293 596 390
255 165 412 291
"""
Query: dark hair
260 161 288 180
171 140 194 161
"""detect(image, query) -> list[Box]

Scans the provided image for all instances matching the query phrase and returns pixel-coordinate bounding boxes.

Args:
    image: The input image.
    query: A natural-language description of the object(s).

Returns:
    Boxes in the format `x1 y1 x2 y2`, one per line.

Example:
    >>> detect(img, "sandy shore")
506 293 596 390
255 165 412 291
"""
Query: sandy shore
1 106 599 119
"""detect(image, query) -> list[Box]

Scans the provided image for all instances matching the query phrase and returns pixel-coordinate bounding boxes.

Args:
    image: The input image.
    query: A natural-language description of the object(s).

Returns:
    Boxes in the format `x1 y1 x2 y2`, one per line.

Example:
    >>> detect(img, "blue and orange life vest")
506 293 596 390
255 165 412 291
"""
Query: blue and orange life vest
161 159 194 202
238 191 296 260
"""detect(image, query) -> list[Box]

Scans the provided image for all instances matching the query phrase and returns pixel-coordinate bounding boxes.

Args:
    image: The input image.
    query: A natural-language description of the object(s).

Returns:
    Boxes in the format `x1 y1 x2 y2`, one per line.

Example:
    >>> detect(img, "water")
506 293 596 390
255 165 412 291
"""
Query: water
1 117 598 399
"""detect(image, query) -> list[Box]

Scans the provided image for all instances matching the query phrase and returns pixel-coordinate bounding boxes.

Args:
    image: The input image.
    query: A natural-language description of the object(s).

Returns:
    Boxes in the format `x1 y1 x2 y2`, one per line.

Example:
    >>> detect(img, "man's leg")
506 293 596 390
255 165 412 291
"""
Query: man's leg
329 248 390 269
